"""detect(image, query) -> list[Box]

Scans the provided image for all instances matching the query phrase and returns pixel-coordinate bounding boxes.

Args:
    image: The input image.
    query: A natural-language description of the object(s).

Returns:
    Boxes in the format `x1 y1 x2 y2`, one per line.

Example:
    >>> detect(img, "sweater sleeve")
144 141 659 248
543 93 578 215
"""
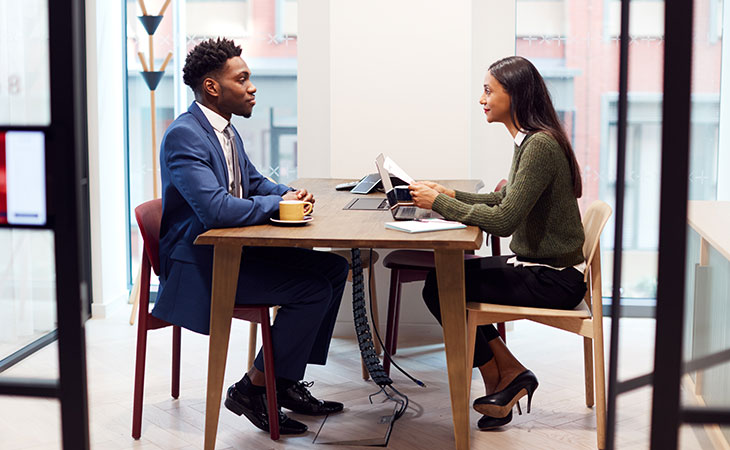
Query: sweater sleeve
454 188 505 206
432 139 556 237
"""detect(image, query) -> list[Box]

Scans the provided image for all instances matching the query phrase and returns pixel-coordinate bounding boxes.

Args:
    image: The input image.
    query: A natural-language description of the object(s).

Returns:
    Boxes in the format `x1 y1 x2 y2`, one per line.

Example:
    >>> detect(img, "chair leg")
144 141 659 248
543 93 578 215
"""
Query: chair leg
132 257 151 440
593 324 607 450
369 267 382 356
466 312 479 398
497 322 506 342
128 265 142 325
247 322 258 370
259 309 280 441
172 326 181 399
583 337 594 407
383 269 401 376
391 279 404 356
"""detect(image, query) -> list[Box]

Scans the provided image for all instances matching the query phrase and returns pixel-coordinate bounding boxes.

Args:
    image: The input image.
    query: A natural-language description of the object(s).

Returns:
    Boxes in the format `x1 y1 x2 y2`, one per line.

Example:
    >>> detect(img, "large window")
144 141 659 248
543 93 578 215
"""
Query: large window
516 0 722 301
124 0 298 285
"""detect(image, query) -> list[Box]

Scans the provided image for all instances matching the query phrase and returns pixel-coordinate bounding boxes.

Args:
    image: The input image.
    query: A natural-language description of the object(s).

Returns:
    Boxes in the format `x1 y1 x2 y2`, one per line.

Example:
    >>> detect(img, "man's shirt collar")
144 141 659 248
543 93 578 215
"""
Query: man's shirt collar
196 101 229 133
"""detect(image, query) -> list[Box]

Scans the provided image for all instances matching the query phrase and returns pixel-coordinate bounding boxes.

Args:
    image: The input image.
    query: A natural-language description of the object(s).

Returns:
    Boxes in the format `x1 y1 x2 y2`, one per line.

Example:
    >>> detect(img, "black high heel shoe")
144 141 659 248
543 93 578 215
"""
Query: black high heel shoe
472 369 538 418
477 411 513 431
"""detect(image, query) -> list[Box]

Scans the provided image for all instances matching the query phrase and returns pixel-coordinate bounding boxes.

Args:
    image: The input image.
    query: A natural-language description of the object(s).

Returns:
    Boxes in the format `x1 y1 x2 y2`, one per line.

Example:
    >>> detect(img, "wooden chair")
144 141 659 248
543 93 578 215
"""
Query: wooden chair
131 199 281 440
246 249 382 381
381 179 508 376
465 200 612 450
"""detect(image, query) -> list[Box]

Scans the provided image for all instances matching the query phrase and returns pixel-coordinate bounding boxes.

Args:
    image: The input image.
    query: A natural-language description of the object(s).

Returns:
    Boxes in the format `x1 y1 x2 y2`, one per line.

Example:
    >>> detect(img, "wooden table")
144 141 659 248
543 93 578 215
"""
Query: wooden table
195 178 484 450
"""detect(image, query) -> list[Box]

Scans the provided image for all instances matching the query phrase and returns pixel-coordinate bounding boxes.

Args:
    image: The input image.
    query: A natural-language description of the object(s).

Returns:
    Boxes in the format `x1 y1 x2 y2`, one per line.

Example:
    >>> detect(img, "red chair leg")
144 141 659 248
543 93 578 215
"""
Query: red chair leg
497 322 506 342
259 309 279 440
172 326 181 399
132 256 152 440
391 279 403 356
383 269 401 376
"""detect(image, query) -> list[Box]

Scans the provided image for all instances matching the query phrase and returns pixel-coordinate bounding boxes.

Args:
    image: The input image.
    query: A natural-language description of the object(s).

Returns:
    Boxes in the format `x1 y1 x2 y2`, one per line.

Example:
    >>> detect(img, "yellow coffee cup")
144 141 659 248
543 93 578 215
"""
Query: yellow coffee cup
279 200 313 221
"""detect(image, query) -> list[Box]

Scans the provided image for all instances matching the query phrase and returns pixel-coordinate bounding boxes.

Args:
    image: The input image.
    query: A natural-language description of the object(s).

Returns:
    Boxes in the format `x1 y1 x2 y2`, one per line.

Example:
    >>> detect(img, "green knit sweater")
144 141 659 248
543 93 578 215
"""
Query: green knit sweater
432 132 585 267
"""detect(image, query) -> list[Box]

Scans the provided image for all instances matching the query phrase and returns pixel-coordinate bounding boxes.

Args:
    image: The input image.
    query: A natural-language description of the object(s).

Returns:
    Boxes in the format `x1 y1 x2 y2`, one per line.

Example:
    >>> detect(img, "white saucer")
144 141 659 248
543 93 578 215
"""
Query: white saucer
270 216 313 226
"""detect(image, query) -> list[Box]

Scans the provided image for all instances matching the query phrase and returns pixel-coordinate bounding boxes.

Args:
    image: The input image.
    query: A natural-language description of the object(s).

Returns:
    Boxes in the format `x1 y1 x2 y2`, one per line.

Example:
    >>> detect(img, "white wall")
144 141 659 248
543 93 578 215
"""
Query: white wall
86 0 129 317
298 0 515 330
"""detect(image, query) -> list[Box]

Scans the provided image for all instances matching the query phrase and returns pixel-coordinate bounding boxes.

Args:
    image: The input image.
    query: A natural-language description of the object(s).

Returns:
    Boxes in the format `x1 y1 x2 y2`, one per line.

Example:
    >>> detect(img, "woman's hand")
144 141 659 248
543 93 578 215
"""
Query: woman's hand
419 181 455 198
409 182 440 210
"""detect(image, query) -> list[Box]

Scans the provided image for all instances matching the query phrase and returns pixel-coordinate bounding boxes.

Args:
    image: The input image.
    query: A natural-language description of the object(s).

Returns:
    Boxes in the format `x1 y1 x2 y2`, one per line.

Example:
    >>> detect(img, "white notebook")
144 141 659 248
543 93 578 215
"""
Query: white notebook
385 218 466 233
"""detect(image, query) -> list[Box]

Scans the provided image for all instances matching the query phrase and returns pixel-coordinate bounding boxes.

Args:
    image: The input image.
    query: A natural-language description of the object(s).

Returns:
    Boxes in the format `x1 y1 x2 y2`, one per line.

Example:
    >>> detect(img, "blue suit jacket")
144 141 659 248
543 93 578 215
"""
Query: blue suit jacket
152 102 291 334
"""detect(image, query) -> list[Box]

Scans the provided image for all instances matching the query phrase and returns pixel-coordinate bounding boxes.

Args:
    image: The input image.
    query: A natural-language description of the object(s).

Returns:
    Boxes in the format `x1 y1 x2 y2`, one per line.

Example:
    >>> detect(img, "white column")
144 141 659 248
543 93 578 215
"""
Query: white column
298 0 515 327
297 0 331 177
86 0 129 317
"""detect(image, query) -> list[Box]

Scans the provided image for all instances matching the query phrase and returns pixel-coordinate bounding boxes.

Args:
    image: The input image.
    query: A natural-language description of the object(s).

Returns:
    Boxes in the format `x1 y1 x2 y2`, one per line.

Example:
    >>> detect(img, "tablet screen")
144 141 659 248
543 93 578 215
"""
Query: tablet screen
0 130 46 225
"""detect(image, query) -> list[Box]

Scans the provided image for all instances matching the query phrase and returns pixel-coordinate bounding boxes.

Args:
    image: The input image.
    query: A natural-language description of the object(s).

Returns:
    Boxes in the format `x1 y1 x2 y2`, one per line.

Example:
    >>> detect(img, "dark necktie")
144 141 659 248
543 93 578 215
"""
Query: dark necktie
224 125 241 198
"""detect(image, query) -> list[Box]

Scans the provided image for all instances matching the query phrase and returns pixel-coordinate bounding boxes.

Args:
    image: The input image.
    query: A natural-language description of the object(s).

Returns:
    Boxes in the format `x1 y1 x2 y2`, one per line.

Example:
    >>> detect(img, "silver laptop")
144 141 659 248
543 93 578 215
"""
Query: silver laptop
375 154 439 221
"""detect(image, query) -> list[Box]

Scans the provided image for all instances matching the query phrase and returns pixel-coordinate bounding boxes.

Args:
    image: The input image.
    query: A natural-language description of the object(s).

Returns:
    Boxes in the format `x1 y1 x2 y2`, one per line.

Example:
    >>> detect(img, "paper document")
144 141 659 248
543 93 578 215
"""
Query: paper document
383 156 415 184
385 218 466 233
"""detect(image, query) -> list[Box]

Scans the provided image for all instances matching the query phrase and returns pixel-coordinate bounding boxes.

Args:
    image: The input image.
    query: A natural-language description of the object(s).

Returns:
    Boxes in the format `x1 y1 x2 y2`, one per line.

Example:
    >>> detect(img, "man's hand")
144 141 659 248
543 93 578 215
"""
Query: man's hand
409 182 439 210
419 181 455 198
282 189 315 204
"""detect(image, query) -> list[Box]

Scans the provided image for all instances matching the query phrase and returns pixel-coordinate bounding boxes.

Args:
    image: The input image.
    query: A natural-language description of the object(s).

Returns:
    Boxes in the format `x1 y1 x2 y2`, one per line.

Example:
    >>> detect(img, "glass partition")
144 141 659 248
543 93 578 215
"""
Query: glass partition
124 0 298 285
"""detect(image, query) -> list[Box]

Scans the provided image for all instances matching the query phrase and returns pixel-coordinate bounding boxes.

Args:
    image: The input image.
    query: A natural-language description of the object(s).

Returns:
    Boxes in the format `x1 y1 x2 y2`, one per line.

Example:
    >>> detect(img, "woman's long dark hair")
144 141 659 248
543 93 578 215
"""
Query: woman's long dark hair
489 56 582 198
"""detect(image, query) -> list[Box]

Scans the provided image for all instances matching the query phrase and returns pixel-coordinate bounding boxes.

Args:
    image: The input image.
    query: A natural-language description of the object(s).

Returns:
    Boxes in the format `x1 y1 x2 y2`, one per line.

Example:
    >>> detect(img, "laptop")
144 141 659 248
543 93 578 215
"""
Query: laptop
375 154 439 221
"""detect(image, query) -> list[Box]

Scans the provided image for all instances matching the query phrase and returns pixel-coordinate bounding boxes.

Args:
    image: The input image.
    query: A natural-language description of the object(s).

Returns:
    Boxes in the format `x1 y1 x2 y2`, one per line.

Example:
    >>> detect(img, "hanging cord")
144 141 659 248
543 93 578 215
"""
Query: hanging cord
365 249 426 389
351 248 424 421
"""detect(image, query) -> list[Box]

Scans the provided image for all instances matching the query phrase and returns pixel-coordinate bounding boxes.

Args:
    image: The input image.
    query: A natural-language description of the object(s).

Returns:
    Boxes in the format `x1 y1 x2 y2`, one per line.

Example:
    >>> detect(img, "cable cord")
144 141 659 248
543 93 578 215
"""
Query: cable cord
351 248 433 423
350 248 392 386
365 249 426 388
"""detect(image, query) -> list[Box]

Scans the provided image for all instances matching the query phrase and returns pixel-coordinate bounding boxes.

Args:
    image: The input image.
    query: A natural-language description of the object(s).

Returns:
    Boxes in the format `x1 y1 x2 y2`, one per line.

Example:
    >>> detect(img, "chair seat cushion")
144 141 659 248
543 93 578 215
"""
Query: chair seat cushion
383 249 481 270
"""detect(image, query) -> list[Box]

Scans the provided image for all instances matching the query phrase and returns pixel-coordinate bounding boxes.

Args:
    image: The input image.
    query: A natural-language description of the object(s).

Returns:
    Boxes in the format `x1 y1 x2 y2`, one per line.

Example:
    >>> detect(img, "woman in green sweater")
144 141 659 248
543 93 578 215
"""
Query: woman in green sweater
409 56 586 431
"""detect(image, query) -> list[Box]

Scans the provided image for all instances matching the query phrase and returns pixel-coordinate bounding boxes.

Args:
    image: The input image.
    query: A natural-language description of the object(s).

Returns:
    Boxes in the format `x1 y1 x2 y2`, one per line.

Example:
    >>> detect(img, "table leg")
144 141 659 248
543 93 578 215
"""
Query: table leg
204 244 242 450
434 249 470 450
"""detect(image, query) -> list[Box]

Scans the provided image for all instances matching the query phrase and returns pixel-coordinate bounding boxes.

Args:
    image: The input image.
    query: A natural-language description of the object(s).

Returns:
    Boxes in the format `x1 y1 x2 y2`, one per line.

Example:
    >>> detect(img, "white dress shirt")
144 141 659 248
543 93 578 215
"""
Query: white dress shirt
196 101 240 197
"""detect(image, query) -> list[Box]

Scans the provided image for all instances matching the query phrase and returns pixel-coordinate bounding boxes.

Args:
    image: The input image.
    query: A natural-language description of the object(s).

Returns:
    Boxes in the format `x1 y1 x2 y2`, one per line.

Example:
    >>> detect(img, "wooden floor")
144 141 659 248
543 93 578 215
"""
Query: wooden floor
0 307 714 450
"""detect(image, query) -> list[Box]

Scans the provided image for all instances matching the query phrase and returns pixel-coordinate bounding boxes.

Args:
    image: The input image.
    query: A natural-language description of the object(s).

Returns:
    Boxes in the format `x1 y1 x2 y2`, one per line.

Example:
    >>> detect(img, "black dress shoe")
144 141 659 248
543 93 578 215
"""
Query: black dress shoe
224 385 308 434
277 381 344 416
477 411 513 430
473 370 538 418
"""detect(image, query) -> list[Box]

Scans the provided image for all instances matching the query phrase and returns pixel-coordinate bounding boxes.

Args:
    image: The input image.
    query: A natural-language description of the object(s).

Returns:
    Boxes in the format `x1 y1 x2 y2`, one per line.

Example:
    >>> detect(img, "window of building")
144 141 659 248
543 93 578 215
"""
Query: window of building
516 0 723 302
124 0 298 287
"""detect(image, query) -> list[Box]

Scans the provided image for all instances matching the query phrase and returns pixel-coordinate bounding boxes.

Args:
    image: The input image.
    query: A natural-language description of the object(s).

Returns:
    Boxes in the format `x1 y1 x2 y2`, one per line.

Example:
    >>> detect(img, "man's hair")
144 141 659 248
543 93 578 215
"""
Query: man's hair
182 38 242 94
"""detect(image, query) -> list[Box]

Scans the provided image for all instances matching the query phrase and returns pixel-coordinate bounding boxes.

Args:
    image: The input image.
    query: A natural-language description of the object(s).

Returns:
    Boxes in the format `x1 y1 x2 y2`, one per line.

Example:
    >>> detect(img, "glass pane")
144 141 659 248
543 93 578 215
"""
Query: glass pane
0 229 56 365
125 1 299 284
516 0 667 302
125 0 176 282
682 0 728 444
184 0 298 184
0 0 51 125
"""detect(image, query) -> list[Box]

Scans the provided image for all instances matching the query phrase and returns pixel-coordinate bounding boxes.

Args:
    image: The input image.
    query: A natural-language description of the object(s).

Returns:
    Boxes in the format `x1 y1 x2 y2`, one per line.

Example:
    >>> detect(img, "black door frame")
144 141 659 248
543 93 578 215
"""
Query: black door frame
605 0 730 449
0 0 91 448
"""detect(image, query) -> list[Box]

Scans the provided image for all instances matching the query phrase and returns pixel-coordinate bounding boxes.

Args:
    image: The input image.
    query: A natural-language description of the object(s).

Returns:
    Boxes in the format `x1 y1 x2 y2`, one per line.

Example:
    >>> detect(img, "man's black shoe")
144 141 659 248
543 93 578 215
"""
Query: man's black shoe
277 381 344 416
224 385 308 434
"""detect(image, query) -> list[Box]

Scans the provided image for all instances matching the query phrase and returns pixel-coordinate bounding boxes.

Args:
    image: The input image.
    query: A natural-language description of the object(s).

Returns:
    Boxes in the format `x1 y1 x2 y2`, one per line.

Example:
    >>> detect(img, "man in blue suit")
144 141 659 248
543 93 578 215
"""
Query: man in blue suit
153 38 349 435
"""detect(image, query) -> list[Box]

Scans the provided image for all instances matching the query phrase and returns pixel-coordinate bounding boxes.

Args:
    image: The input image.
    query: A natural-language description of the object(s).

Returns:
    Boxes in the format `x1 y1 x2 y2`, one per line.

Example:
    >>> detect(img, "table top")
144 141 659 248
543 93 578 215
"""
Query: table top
195 178 485 250
688 200 730 261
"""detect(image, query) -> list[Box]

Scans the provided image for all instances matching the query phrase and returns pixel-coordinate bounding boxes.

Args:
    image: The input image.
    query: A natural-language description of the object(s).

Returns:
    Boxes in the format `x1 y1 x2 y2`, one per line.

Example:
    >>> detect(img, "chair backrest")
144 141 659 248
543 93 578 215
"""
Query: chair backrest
134 199 163 276
581 201 612 276
490 179 508 252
